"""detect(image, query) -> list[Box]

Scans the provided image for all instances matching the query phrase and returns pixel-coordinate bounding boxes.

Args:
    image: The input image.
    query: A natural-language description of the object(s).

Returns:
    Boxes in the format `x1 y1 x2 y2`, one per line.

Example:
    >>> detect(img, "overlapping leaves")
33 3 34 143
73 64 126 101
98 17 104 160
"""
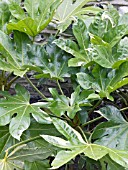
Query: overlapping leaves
0 121 60 169
34 39 70 81
7 0 61 36
77 63 128 100
0 84 51 140
39 86 99 119
92 105 128 150
0 1 10 31
54 6 128 68
41 118 128 169
0 31 70 79
54 0 102 32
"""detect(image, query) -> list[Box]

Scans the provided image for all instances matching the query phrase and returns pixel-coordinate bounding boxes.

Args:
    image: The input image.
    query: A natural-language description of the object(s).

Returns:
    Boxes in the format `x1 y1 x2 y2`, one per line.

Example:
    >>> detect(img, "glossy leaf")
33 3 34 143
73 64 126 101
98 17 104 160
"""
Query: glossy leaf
34 40 70 81
100 155 126 170
54 19 91 67
0 158 23 170
7 0 61 36
41 87 96 118
73 19 89 49
0 1 10 31
41 118 128 169
112 37 128 68
96 105 126 124
92 106 128 150
8 145 52 162
0 31 27 76
77 63 128 100
25 160 50 170
9 1 26 20
54 0 102 32
0 84 51 140
0 126 15 159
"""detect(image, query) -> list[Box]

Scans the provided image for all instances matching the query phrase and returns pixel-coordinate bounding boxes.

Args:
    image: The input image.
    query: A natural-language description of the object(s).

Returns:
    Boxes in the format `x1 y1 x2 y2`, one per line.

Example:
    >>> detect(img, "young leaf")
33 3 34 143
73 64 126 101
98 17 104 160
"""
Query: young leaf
0 84 51 140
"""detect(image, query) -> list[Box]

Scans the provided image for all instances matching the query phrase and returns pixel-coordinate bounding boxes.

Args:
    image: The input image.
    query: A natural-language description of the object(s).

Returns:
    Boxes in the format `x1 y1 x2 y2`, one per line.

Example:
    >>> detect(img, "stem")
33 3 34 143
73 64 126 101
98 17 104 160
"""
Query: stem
25 74 49 101
117 92 128 106
1 71 5 91
63 114 72 124
88 100 102 115
2 85 4 91
55 30 60 38
6 136 41 154
7 76 19 89
57 80 64 95
77 126 88 143
120 107 128 111
6 72 13 80
81 116 103 128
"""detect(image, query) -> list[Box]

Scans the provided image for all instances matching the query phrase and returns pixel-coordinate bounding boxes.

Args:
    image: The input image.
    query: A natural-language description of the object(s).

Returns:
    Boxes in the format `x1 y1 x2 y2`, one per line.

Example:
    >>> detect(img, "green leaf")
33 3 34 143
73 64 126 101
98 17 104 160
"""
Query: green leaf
0 1 10 31
43 86 93 118
77 73 94 90
9 1 26 20
100 155 126 170
0 84 51 140
0 126 15 159
54 0 102 32
7 145 52 162
73 19 89 49
25 160 50 170
54 19 91 67
112 37 128 68
52 118 86 145
24 0 39 20
84 144 108 160
54 38 85 60
89 6 128 47
0 31 27 76
7 17 38 37
103 24 128 47
42 118 128 169
41 135 74 149
0 158 23 170
34 40 70 81
77 63 128 100
7 0 61 36
95 105 126 124
89 5 119 38
93 121 128 150
51 149 85 169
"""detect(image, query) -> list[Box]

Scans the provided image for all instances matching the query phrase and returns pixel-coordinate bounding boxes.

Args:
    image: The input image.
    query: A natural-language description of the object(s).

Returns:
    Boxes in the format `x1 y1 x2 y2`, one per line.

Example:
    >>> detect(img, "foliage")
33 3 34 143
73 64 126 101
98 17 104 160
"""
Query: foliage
0 1 127 170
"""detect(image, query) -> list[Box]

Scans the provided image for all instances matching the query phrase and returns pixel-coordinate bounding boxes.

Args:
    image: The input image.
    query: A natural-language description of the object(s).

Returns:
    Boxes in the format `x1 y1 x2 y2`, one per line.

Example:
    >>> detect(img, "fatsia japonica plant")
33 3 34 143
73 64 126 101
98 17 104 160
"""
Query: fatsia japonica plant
0 0 128 169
